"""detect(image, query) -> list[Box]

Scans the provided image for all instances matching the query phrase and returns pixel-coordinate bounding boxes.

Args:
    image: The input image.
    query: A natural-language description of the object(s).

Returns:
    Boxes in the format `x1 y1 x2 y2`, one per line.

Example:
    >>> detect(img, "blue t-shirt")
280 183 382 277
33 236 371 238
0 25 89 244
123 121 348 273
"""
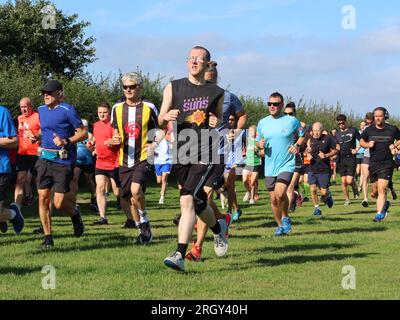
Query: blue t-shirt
218 91 244 155
38 102 83 165
257 115 304 177
76 138 93 165
0 106 17 173
226 129 246 169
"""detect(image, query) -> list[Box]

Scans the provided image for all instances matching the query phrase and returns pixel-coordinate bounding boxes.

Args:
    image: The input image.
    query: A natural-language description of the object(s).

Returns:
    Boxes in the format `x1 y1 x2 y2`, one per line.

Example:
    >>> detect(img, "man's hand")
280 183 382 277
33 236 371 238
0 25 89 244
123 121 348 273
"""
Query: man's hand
258 137 265 150
27 129 39 144
368 141 375 148
351 149 358 155
227 130 235 141
111 132 122 146
318 151 325 159
53 133 66 147
209 113 219 128
145 141 158 157
288 144 299 154
163 109 180 122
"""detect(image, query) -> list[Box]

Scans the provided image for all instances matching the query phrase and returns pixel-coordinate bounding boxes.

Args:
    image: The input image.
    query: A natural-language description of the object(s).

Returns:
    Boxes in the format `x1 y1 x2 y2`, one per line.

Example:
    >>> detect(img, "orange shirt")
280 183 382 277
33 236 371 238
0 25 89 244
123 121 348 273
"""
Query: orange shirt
17 112 40 155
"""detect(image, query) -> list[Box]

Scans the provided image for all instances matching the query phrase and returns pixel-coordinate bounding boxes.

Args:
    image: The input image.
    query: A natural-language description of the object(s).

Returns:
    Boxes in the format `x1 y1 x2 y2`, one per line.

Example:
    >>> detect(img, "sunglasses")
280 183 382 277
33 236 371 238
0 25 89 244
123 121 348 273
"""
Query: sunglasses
337 122 345 125
187 56 205 63
228 118 235 122
123 84 140 90
284 112 294 116
41 91 54 96
267 102 282 107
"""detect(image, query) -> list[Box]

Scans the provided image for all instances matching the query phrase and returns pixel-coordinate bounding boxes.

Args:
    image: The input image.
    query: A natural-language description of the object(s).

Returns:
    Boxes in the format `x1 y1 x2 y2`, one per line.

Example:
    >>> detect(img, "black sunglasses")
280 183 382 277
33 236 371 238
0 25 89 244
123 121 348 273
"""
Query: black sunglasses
123 84 140 90
41 91 53 96
337 122 345 125
284 112 294 116
267 102 282 107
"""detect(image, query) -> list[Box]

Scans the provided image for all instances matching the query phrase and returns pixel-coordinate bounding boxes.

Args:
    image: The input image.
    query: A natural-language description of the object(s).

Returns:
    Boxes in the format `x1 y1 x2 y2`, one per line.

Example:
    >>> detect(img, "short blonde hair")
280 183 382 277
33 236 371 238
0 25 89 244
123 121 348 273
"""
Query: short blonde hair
121 72 143 86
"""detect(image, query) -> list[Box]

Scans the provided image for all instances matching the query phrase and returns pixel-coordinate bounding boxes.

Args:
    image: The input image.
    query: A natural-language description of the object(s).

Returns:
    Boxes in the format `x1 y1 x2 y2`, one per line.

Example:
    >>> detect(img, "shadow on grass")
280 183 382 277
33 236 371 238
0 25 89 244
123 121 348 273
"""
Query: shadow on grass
254 252 376 267
295 226 387 236
0 266 42 275
252 243 358 255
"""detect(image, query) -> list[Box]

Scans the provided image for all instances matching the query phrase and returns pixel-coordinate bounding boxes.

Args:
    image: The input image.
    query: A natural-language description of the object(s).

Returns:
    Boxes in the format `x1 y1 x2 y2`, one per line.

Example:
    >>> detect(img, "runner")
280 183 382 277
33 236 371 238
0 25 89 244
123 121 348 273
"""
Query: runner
91 102 132 226
34 79 86 249
159 46 228 272
307 122 338 216
0 104 24 234
14 97 40 206
111 72 158 244
256 92 305 236
360 107 400 222
154 126 172 205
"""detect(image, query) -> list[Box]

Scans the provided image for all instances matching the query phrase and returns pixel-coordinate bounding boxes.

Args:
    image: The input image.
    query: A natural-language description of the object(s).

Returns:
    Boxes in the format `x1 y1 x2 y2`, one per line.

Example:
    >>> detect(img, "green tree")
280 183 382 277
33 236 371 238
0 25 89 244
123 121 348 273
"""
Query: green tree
0 0 96 79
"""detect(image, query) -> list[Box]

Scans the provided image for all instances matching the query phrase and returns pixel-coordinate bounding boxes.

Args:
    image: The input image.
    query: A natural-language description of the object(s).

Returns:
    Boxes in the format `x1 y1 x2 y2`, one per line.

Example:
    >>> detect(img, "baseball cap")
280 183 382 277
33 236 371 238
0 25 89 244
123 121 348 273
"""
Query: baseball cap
41 80 63 92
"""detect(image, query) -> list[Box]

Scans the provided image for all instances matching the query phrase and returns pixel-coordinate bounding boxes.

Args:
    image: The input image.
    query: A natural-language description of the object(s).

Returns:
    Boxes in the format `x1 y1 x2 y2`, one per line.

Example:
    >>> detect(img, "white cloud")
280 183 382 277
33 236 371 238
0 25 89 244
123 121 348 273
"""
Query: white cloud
361 25 400 54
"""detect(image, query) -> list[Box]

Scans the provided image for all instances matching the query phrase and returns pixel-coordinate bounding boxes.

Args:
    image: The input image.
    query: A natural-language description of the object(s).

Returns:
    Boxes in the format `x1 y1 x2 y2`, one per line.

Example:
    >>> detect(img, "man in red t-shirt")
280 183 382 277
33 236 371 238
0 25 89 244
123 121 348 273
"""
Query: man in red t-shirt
14 97 40 206
91 102 132 226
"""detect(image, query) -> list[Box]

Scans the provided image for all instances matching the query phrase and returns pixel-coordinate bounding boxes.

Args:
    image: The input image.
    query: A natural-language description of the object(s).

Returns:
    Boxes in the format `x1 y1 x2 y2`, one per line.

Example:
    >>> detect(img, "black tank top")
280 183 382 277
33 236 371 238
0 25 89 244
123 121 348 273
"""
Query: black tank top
171 78 224 163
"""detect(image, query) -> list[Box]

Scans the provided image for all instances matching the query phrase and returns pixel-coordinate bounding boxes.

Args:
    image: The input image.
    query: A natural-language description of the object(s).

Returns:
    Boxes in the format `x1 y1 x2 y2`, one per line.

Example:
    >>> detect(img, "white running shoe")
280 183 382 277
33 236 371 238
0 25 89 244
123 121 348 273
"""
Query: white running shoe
159 196 165 205
214 219 228 257
243 192 250 202
249 199 255 205
164 251 184 272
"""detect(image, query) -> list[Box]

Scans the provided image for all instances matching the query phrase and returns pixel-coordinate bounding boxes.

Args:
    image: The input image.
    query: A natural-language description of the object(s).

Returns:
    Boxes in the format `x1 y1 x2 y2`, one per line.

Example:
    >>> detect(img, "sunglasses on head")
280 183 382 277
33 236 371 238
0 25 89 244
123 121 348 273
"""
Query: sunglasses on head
123 84 140 90
267 102 282 107
284 112 294 116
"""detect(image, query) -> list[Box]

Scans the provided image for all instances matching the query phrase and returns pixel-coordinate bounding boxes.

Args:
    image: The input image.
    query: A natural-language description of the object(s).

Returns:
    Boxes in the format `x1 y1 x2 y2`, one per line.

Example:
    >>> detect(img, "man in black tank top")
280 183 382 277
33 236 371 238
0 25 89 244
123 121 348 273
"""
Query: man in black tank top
158 46 228 272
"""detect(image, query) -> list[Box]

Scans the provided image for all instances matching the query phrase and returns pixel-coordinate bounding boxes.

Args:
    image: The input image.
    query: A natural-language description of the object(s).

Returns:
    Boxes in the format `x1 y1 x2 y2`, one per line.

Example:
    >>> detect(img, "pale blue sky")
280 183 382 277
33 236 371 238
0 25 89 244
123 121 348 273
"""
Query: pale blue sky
6 0 400 116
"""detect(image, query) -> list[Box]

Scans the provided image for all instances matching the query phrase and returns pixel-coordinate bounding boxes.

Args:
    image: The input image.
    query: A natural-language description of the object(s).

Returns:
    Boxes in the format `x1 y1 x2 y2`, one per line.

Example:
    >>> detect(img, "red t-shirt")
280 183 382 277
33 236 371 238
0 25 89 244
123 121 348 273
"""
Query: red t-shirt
93 120 119 170
17 112 40 155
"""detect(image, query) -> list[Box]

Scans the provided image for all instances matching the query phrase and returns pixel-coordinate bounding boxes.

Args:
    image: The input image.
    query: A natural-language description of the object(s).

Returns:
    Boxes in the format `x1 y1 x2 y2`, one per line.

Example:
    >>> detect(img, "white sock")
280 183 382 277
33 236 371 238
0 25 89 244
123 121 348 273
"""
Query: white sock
139 210 149 224
314 205 320 209
135 221 141 227
9 209 16 220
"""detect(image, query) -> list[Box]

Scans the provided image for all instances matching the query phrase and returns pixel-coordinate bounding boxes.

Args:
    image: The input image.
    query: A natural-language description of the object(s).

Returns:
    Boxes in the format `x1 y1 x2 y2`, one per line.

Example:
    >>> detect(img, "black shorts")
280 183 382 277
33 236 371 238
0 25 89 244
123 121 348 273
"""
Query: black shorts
204 163 226 190
369 161 395 183
338 157 357 177
0 173 10 202
95 168 121 188
35 158 74 194
119 161 150 197
265 172 293 192
16 154 38 176
77 163 94 174
294 154 304 174
356 157 364 165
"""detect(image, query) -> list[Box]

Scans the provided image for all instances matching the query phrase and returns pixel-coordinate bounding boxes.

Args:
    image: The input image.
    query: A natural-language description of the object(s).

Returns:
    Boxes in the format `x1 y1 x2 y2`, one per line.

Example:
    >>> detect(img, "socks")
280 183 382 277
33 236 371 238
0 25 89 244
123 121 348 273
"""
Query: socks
177 243 188 257
138 210 149 224
210 221 222 235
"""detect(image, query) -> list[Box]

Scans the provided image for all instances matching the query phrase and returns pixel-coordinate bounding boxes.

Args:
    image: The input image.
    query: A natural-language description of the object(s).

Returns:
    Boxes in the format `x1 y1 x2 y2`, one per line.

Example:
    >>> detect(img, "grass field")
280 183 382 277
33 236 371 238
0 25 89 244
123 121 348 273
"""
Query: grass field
1 173 400 300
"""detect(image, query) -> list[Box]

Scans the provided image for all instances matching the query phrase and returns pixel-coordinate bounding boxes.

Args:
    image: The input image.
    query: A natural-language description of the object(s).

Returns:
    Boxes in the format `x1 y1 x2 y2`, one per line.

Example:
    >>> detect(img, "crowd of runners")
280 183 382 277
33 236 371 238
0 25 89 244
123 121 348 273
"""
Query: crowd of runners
1 45 400 272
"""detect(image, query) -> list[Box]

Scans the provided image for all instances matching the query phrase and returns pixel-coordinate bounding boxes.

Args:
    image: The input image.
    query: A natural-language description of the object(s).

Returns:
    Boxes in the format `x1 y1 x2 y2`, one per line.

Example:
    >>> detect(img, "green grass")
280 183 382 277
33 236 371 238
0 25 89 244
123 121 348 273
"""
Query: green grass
1 174 400 300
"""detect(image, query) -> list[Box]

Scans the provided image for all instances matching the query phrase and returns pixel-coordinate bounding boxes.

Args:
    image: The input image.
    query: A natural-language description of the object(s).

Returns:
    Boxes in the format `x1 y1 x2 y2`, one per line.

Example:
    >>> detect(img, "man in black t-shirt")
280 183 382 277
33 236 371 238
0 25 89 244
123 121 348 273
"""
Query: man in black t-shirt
335 114 361 206
307 122 338 217
360 107 400 222
158 46 228 272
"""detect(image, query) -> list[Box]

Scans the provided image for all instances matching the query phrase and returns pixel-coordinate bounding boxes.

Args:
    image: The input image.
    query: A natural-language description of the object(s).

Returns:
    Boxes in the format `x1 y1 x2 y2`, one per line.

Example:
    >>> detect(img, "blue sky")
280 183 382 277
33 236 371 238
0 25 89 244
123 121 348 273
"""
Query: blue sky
14 0 400 116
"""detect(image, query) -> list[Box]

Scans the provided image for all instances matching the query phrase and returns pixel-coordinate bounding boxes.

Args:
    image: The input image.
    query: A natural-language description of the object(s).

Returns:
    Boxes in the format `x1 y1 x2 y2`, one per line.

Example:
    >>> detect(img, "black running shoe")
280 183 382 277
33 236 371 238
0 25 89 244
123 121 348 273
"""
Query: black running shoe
122 219 136 229
0 221 8 234
89 198 99 213
71 206 84 237
138 222 153 244
93 217 109 225
391 190 397 200
172 214 181 226
42 237 54 250
33 225 44 235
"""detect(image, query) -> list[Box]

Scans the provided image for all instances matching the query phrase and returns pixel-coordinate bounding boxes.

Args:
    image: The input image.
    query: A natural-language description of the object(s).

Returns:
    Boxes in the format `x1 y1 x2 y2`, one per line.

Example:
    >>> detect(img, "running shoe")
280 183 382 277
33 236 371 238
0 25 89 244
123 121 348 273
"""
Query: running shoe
344 199 351 206
281 217 292 235
138 222 153 244
164 251 185 272
71 206 84 237
303 196 310 202
382 201 390 215
243 192 250 202
0 221 8 234
313 207 322 216
185 242 202 262
33 225 44 235
373 212 387 222
249 199 255 205
275 226 284 237
41 237 54 250
361 200 369 208
9 203 24 234
214 219 228 257
232 209 242 222
89 198 99 213
122 219 136 229
326 192 334 208
391 190 397 200
159 196 165 205
93 217 109 225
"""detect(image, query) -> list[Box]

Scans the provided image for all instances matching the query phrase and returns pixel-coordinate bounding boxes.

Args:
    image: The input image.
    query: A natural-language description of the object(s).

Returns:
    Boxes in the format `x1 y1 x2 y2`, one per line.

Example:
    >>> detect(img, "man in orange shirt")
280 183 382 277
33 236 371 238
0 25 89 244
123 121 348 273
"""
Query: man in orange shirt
14 97 40 206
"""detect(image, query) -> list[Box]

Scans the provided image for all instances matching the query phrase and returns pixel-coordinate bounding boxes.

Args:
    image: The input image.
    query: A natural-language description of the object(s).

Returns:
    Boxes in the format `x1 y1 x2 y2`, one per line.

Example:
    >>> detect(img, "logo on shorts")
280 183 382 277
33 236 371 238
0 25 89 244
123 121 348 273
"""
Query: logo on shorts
124 122 141 139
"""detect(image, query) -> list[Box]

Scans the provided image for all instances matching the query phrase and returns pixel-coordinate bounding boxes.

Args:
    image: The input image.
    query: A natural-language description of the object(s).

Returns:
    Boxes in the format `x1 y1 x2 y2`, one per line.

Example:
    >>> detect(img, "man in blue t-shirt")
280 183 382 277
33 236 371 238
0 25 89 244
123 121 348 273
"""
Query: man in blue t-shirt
0 106 24 234
32 80 88 249
257 92 305 236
